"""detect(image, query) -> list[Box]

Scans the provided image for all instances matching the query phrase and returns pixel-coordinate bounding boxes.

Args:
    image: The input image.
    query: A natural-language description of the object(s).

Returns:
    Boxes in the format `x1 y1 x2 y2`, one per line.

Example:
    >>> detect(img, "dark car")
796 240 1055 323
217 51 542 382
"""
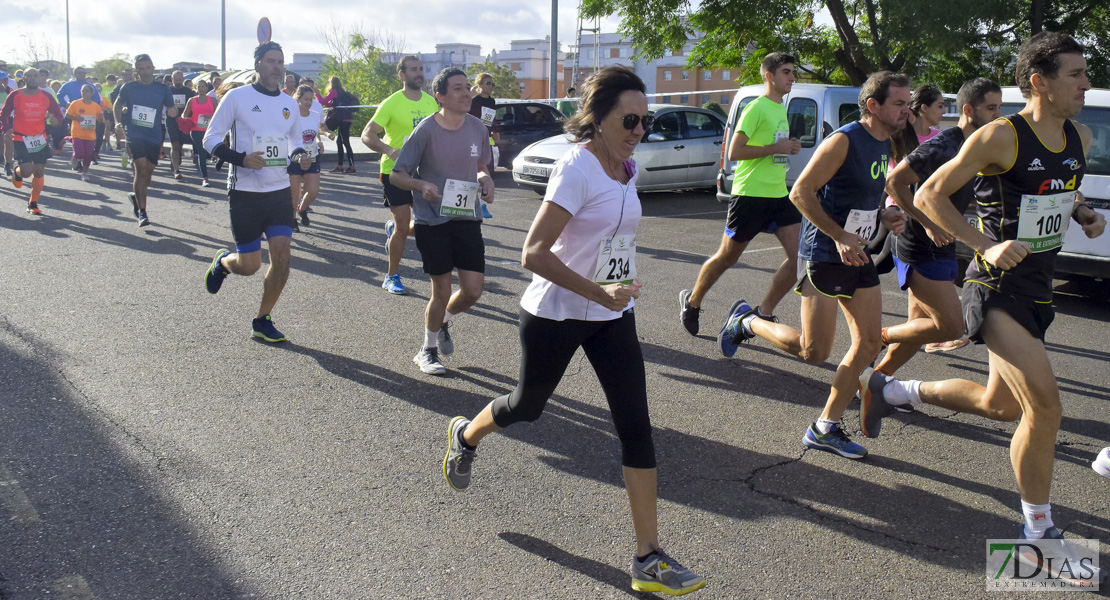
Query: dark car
492 102 567 168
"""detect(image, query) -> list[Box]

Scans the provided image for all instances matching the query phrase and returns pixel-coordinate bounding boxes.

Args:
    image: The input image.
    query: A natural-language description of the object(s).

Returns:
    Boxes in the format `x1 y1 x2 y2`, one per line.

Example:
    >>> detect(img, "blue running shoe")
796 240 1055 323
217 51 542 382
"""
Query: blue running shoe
251 314 287 343
716 299 754 358
382 274 407 295
384 219 395 254
859 367 895 438
127 192 139 218
204 249 231 294
803 422 867 459
481 201 493 219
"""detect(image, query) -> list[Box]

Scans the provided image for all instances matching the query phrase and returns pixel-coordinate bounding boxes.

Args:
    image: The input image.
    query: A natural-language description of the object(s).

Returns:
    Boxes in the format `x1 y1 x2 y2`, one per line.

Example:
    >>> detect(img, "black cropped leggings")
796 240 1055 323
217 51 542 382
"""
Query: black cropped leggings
491 309 655 469
335 122 353 166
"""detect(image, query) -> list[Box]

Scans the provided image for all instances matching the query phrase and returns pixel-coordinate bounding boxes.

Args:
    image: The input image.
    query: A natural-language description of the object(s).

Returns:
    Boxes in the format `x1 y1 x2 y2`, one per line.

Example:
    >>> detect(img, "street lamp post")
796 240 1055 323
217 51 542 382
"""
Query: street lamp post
65 0 72 79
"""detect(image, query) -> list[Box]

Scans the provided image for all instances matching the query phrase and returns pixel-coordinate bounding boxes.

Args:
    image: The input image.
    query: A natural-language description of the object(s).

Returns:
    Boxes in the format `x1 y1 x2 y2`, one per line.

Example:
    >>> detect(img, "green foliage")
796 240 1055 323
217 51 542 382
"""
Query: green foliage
464 62 521 99
90 54 132 84
319 35 403 135
701 101 726 117
584 0 1107 90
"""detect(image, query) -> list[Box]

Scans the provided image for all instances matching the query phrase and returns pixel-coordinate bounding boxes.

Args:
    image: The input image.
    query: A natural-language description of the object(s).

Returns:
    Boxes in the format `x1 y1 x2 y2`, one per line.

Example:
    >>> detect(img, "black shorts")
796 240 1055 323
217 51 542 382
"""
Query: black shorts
414 219 485 276
228 188 297 253
127 138 161 165
165 118 190 144
381 173 414 207
725 195 801 243
797 260 881 298
13 139 50 164
962 283 1055 344
287 155 321 176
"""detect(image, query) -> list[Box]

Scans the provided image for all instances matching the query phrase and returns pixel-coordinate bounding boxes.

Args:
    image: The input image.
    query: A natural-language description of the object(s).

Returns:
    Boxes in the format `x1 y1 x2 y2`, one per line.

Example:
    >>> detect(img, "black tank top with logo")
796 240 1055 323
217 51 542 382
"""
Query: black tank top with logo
966 114 1084 302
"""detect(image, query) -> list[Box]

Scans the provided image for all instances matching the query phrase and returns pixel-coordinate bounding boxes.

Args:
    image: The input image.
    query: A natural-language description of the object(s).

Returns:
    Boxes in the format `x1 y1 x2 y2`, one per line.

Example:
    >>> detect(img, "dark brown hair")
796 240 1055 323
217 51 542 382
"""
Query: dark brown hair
1016 31 1085 99
564 65 645 143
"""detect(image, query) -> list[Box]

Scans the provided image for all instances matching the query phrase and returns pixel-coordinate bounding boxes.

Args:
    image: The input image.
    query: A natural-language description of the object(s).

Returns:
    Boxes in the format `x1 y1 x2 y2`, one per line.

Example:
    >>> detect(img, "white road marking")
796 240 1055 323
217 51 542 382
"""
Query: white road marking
0 463 40 523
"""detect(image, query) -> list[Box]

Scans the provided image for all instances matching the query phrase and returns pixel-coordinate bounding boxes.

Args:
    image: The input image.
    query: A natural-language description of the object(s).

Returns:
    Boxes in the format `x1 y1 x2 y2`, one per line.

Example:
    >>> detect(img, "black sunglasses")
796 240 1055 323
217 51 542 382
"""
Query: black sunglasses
622 113 655 131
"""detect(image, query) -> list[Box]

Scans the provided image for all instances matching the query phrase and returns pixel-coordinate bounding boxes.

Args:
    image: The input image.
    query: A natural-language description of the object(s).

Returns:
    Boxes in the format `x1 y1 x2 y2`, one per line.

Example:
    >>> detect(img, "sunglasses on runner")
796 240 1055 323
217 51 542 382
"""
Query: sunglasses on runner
622 113 654 131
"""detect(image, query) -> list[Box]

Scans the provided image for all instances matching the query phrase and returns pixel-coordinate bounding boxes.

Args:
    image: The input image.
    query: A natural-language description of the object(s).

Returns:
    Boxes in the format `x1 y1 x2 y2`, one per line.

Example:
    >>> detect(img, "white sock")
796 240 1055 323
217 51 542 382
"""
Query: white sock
883 379 922 406
424 328 438 349
816 419 838 435
443 310 456 324
1021 501 1053 539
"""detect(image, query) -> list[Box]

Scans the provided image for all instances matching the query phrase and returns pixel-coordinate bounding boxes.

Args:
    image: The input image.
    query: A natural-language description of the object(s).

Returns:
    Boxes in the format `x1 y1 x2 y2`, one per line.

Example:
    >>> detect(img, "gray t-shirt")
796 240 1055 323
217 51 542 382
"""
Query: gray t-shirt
394 113 492 226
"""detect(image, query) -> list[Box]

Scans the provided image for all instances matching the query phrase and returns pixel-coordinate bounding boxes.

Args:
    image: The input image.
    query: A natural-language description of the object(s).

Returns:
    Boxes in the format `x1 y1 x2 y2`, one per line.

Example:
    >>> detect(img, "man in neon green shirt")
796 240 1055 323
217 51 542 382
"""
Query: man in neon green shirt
679 51 803 335
361 55 439 295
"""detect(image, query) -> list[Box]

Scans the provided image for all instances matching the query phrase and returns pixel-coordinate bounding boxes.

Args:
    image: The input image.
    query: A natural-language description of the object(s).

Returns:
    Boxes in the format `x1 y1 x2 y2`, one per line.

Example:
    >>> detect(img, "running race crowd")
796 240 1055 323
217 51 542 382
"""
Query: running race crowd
4 31 1110 595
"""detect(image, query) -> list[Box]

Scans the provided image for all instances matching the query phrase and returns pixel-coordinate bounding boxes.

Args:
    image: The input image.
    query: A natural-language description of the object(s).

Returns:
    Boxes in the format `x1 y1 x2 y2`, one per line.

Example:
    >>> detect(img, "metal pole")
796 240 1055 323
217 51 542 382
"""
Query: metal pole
66 0 72 79
221 0 226 70
549 0 558 99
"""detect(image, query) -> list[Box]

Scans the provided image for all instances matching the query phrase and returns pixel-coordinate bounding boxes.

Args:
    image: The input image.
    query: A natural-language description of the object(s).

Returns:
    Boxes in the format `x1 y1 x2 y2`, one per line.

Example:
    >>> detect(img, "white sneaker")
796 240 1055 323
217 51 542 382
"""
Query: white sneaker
413 347 446 375
1094 447 1110 479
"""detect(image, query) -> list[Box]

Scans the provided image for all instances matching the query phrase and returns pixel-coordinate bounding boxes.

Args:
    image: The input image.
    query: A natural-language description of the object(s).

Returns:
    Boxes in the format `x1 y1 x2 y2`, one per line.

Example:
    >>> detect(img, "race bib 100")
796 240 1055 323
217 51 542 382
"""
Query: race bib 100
1017 192 1074 253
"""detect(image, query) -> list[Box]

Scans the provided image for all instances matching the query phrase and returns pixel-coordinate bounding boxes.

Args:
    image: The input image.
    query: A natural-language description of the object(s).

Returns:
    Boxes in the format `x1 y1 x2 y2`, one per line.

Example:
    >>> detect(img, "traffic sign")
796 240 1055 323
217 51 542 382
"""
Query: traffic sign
257 17 272 44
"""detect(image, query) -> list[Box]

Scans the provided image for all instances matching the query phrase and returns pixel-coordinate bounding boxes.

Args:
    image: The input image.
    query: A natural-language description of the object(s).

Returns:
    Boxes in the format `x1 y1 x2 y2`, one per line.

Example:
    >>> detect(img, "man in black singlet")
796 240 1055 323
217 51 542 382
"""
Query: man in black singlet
864 33 1106 579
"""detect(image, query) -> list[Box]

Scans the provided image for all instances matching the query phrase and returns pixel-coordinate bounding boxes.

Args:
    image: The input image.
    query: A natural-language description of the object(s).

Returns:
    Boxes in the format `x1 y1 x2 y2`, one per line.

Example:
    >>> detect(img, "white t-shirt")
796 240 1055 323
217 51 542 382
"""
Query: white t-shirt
294 107 324 158
312 99 325 125
519 145 642 322
202 83 302 193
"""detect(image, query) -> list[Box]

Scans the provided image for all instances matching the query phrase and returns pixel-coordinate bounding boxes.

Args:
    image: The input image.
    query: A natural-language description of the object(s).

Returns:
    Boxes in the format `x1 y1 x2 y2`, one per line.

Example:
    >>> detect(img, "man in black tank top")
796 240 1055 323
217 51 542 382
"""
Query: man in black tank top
862 33 1106 576
874 78 1001 376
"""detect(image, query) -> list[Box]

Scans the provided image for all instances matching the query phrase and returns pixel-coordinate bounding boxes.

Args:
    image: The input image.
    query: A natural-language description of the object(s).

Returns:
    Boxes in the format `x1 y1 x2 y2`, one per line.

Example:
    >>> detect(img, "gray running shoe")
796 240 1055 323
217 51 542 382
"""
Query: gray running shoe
443 416 476 491
437 322 454 356
631 549 706 596
138 209 150 227
678 289 700 336
859 367 895 439
413 347 446 375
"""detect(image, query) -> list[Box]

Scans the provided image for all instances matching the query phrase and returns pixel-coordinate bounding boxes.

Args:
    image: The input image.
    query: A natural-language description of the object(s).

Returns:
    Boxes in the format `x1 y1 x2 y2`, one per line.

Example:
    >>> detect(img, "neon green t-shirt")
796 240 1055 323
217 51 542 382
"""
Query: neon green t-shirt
732 95 789 198
369 89 438 174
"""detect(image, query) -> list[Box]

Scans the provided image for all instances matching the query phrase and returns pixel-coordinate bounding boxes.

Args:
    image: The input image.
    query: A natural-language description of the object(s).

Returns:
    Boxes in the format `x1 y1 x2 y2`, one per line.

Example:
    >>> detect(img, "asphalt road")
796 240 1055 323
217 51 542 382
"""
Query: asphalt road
1 148 1108 600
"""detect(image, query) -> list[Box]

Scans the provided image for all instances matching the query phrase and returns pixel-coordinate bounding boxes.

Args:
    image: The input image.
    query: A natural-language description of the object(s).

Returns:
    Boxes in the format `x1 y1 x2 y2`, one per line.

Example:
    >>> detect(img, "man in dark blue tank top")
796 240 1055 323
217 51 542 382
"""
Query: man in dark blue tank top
718 71 911 459
866 33 1106 578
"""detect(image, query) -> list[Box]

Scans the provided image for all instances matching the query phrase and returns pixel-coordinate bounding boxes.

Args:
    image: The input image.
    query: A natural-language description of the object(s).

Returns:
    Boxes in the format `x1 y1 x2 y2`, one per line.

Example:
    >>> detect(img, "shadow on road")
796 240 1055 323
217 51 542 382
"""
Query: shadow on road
0 321 247 599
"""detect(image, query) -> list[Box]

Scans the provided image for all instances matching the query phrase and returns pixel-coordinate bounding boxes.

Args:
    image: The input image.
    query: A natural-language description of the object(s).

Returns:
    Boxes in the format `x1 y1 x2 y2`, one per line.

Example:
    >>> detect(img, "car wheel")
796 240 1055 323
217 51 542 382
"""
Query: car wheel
533 187 546 196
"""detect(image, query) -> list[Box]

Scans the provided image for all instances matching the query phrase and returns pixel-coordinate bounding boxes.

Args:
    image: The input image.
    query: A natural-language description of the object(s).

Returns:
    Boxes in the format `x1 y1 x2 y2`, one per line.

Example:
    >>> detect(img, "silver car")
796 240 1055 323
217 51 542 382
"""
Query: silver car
511 105 726 194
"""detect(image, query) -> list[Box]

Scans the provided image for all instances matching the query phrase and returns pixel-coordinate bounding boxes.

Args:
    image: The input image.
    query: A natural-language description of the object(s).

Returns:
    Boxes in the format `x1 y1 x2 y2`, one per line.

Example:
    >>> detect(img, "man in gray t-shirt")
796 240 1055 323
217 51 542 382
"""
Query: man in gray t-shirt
390 68 495 376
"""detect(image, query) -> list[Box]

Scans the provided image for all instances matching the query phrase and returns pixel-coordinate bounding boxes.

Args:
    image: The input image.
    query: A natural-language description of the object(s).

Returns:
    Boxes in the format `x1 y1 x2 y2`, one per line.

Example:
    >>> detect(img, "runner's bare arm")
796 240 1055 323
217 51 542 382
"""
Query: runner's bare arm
728 130 798 160
788 132 868 266
886 159 951 245
916 120 1016 257
360 120 397 159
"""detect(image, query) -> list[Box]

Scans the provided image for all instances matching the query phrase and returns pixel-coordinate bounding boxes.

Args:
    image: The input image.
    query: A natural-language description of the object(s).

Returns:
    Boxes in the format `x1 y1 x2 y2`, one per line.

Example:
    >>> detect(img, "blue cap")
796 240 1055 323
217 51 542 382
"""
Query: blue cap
0 71 7 79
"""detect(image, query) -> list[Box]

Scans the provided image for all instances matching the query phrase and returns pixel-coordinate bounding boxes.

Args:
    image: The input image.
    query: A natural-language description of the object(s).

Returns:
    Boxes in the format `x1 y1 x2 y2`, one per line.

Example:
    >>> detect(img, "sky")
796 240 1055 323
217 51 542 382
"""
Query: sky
0 0 623 72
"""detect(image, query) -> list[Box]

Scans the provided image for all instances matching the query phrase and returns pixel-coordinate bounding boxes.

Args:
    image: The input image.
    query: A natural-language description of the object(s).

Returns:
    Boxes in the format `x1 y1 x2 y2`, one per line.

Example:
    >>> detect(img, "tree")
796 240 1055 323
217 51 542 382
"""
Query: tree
465 62 521 100
582 0 1108 88
317 20 410 133
91 54 132 83
18 31 62 68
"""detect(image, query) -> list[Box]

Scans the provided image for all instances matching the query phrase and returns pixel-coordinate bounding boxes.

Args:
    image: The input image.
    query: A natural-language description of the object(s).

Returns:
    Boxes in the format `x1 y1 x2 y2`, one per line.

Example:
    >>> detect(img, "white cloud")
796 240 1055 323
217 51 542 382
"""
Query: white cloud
0 0 623 72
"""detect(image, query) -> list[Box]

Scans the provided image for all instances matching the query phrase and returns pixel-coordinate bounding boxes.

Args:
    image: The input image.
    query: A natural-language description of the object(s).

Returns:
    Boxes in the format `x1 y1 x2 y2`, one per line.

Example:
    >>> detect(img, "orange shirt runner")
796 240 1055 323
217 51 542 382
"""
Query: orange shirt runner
66 99 104 141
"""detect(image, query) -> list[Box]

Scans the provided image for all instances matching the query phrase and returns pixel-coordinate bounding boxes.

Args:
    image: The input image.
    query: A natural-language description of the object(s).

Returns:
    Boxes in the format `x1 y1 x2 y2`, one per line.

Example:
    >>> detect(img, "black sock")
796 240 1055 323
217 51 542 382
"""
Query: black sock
636 550 658 561
457 427 476 451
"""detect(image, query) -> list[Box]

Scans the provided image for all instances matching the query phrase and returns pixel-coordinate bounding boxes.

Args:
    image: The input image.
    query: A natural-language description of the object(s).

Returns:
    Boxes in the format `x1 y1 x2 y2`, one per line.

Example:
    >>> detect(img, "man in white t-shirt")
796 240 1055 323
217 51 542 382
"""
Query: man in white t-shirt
202 41 312 343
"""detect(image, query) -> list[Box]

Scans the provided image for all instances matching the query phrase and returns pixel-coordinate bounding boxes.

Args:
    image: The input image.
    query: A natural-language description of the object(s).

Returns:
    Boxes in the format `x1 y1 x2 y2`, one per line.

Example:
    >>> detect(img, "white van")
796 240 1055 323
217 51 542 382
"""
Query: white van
992 87 1110 280
716 83 862 203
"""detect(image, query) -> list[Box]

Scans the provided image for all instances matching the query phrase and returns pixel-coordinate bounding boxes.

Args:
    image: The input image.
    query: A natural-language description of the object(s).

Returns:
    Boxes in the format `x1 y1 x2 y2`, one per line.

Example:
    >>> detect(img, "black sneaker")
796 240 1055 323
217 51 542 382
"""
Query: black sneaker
293 221 301 233
127 193 139 218
204 249 231 294
251 314 287 343
678 289 700 336
298 209 310 226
